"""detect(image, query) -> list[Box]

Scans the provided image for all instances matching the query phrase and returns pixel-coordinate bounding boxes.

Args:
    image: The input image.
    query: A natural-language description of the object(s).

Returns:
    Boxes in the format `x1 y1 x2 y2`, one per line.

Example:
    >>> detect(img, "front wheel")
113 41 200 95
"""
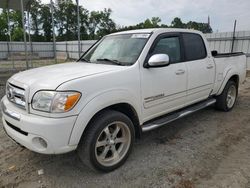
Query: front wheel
215 80 238 111
77 110 135 172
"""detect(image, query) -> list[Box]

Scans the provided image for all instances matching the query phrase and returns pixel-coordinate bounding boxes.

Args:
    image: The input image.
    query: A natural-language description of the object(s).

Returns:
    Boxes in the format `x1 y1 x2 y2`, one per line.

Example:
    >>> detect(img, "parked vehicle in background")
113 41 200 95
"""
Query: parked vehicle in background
1 28 247 172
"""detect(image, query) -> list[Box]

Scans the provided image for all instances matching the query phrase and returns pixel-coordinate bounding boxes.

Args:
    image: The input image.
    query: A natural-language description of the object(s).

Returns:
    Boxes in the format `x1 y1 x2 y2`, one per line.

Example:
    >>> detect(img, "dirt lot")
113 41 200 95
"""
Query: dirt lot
0 72 250 188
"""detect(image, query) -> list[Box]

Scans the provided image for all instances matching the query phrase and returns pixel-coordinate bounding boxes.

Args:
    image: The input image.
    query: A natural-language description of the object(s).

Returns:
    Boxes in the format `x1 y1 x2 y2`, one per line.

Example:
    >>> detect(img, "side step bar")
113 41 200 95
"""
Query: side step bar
141 98 216 132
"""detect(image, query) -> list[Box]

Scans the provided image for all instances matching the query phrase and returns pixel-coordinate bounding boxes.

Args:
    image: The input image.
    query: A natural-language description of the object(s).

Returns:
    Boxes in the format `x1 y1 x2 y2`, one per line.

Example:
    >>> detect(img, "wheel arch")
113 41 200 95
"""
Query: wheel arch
228 74 239 88
215 75 238 111
83 103 142 140
217 72 240 95
68 90 142 146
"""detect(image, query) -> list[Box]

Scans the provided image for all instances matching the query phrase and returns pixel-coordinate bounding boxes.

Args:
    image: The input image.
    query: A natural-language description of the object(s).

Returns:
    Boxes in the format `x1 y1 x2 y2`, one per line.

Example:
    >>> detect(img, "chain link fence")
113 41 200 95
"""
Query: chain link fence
0 31 250 71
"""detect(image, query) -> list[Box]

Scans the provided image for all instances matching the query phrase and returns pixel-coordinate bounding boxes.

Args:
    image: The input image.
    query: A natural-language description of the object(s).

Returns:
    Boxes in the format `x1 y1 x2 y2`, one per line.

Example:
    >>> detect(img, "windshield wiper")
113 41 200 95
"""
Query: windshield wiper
96 58 123 65
79 57 91 63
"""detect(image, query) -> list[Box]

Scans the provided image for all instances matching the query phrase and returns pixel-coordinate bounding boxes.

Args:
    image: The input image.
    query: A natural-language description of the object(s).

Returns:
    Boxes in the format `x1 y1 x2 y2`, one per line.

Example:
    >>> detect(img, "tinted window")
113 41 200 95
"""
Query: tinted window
151 37 181 63
183 33 206 61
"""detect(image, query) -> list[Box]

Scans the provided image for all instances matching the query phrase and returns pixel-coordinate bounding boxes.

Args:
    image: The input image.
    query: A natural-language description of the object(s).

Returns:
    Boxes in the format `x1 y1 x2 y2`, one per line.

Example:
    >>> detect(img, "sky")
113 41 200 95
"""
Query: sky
42 0 250 32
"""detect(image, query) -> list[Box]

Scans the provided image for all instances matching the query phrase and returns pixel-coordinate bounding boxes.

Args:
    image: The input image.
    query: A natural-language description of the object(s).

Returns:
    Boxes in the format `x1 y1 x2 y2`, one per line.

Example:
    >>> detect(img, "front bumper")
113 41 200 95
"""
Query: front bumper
1 96 78 154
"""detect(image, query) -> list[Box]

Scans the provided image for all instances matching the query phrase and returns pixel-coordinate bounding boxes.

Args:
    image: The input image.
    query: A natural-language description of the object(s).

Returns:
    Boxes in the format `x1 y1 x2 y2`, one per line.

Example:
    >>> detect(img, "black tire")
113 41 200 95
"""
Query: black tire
77 110 135 172
215 80 238 111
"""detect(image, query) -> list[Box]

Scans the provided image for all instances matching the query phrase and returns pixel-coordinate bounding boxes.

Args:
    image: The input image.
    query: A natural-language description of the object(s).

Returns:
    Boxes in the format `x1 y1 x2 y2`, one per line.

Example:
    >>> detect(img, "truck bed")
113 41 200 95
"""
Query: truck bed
212 52 247 95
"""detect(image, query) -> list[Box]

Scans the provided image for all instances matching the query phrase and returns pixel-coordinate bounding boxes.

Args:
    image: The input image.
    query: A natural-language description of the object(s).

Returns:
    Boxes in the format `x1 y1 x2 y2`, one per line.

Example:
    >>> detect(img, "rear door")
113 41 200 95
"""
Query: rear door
182 33 215 105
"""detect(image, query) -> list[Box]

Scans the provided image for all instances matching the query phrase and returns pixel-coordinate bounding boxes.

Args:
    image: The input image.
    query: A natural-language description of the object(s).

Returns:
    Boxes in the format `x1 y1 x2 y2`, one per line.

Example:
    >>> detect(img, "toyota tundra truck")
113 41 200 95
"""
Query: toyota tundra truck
0 28 247 172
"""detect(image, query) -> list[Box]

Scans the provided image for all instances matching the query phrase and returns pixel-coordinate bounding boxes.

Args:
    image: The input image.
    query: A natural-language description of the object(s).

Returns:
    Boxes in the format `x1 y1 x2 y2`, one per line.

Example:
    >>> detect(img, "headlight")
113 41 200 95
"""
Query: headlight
32 91 81 113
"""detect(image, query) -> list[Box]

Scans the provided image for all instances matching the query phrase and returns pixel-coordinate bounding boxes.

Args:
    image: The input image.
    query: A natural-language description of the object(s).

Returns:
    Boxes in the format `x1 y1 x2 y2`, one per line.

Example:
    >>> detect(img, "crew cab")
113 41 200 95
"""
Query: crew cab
1 28 247 172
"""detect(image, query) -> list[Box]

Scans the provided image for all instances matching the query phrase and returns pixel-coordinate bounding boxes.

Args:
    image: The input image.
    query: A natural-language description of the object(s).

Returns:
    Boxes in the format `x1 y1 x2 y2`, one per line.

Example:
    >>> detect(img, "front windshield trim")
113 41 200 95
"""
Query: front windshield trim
79 32 153 66
77 38 101 62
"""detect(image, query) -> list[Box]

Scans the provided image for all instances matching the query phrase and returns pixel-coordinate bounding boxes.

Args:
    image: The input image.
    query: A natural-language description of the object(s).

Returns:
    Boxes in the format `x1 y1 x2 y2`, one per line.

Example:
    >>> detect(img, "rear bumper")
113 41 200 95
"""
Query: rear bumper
1 96 78 154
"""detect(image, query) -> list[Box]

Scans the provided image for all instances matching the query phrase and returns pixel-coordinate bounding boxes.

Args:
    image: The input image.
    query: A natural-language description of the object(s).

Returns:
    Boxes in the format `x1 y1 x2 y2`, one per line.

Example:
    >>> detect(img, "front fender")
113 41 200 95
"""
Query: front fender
68 89 141 146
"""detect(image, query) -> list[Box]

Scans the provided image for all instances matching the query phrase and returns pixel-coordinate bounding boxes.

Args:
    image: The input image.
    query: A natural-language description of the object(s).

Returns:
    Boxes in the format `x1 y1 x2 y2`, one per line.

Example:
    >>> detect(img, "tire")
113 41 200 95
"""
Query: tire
77 110 135 172
215 80 238 111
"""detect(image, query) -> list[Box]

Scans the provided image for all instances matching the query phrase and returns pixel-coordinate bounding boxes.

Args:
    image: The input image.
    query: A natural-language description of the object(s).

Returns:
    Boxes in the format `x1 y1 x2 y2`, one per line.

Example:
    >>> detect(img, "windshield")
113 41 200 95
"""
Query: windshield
81 33 150 66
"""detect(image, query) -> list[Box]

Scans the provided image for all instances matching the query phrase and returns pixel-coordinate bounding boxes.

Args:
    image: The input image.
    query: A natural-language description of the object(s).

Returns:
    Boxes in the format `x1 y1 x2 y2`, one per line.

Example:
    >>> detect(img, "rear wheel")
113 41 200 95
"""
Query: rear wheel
77 110 135 172
215 80 238 111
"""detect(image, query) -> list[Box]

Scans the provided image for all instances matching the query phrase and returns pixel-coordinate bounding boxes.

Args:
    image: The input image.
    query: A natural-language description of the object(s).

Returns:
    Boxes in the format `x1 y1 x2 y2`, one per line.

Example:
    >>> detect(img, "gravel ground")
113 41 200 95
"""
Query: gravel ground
0 73 250 188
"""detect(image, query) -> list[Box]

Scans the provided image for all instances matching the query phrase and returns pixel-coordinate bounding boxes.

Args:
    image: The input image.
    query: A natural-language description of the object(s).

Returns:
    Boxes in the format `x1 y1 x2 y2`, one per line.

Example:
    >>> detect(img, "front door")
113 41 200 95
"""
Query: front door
140 33 188 122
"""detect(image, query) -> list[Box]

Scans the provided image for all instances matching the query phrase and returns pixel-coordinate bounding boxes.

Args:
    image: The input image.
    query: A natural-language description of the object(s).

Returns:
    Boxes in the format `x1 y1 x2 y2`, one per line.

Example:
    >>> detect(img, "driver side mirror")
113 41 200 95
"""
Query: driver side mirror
147 54 170 67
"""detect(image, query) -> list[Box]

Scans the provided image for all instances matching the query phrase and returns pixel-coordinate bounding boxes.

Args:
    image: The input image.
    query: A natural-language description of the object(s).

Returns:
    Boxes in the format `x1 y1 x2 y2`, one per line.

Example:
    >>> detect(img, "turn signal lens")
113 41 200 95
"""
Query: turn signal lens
64 93 81 111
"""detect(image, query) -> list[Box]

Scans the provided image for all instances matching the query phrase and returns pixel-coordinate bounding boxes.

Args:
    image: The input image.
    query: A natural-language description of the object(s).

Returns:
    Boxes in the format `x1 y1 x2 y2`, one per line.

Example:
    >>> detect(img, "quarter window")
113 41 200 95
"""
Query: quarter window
183 33 207 61
151 37 181 63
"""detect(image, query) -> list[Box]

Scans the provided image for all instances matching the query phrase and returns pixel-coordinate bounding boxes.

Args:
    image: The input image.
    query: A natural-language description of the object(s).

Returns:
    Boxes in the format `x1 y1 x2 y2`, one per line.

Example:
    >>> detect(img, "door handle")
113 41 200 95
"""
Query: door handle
207 64 214 69
175 69 185 75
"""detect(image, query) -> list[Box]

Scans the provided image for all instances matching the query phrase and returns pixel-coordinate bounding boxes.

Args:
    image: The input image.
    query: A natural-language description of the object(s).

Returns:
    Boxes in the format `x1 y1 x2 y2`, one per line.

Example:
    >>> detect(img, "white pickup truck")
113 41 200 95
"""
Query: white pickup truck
1 28 247 172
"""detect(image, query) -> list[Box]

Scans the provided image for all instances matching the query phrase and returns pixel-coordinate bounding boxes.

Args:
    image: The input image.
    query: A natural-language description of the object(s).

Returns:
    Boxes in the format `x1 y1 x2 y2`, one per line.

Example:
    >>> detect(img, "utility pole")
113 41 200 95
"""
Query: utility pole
50 0 57 63
21 0 29 69
6 8 15 69
27 5 33 68
76 0 81 58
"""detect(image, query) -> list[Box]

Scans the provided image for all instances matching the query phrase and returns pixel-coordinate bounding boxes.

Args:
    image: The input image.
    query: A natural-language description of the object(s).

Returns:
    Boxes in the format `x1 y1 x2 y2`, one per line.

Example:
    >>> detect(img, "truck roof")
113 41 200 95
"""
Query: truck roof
108 28 203 36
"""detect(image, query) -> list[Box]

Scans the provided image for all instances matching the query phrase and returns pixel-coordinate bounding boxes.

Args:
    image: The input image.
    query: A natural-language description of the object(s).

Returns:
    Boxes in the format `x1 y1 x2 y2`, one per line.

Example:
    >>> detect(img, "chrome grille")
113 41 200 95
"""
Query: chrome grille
6 83 26 109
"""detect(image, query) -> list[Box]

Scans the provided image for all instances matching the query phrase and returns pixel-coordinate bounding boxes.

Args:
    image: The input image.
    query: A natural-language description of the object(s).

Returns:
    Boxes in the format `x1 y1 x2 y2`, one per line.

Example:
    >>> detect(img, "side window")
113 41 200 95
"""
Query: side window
151 37 181 63
183 33 207 61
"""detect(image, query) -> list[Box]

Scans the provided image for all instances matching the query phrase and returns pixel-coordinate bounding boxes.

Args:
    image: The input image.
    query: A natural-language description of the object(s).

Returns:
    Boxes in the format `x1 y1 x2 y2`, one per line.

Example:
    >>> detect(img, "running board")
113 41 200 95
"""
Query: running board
141 98 216 132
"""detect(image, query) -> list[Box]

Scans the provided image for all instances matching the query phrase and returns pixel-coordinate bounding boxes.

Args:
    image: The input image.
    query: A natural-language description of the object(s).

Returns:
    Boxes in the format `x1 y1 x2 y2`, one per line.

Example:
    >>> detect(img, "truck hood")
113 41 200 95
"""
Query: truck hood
9 62 123 90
